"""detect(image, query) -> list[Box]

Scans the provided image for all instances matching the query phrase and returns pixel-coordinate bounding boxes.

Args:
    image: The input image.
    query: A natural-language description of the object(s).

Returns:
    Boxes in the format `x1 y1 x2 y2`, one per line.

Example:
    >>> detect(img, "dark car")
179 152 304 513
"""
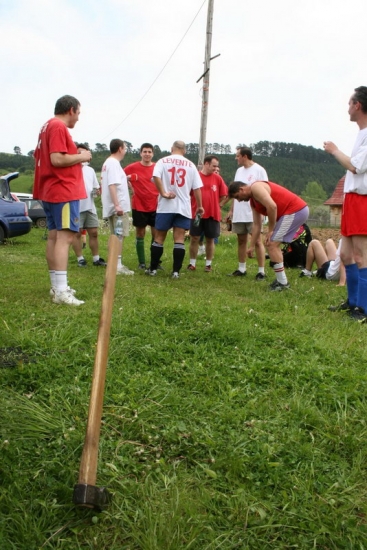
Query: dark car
0 172 32 243
19 198 47 228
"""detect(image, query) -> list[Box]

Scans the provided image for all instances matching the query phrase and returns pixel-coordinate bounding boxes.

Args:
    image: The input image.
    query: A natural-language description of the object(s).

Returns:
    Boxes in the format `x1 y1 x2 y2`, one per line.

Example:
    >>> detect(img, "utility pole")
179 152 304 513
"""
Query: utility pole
197 0 215 169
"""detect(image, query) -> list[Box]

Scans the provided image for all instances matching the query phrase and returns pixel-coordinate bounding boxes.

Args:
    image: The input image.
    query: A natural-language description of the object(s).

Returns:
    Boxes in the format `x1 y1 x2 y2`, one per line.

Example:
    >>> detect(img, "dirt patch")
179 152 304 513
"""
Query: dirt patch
220 224 341 244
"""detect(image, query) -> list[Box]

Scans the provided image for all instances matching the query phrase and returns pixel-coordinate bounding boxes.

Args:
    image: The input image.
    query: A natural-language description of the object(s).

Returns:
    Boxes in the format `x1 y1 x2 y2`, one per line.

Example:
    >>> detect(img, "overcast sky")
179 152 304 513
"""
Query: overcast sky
0 0 365 156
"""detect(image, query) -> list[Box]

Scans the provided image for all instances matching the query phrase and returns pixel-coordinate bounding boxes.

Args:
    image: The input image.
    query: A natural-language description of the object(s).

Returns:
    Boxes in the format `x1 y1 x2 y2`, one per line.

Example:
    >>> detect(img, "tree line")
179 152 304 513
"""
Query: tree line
2 140 345 199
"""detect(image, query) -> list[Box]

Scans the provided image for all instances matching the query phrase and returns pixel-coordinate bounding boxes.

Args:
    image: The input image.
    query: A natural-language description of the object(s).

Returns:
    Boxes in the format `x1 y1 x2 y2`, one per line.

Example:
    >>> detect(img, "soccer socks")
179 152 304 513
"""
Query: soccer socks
345 263 358 308
150 241 164 270
136 237 145 265
173 243 185 273
357 267 367 313
273 262 288 285
238 262 246 273
54 271 68 292
49 270 56 288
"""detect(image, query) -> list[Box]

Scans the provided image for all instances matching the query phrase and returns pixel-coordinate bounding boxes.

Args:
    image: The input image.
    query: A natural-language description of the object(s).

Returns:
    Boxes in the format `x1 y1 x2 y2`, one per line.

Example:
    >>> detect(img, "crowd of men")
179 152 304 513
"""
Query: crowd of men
33 87 367 322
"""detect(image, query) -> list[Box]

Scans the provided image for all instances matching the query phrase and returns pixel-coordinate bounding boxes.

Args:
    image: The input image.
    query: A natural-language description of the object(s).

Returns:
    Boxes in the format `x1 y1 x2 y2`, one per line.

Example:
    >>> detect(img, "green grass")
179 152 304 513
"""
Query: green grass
1 228 367 549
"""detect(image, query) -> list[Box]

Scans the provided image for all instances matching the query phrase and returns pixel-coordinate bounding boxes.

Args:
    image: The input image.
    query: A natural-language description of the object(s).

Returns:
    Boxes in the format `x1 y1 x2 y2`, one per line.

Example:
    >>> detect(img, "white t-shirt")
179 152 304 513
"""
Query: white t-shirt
101 157 131 218
232 163 268 223
344 127 367 194
79 164 99 215
153 154 203 218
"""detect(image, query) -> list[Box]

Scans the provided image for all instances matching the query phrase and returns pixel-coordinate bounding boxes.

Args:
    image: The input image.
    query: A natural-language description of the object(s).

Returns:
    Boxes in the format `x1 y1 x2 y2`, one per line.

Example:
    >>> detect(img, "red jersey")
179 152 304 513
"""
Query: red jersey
33 117 85 203
250 181 307 220
124 161 158 212
191 172 228 221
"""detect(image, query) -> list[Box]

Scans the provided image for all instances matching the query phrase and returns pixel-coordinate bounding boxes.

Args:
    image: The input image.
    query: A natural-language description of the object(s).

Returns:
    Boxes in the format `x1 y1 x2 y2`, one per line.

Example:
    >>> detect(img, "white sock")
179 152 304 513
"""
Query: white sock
258 267 265 274
49 270 56 288
54 271 68 292
190 259 197 267
206 260 212 267
77 256 84 262
117 255 122 268
93 255 99 262
239 263 246 273
274 262 288 285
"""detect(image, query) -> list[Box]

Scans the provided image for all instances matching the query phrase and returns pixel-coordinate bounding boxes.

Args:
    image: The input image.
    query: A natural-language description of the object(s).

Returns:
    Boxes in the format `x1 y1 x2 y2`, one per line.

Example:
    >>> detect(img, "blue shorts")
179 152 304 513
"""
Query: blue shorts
42 200 80 232
155 213 191 231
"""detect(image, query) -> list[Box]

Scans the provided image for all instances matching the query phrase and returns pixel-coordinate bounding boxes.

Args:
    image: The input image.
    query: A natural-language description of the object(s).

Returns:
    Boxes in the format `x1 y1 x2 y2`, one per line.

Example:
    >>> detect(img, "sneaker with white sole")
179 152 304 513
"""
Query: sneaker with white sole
145 268 157 276
269 280 290 291
52 289 84 306
117 265 134 275
299 269 312 278
78 258 88 267
50 286 76 297
171 272 180 279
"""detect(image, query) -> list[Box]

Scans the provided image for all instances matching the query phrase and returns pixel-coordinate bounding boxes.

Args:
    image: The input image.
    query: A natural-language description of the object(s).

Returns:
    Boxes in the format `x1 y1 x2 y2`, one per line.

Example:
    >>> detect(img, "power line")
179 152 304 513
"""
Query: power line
102 1 207 141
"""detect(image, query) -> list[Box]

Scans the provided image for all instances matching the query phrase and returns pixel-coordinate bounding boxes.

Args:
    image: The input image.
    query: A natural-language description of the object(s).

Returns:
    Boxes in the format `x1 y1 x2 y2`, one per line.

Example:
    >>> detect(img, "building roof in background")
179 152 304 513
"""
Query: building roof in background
324 175 345 206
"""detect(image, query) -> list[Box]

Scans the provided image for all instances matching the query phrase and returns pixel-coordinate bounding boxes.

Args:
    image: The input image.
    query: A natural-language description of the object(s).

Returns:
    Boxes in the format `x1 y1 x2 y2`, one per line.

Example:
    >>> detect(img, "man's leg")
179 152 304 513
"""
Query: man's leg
172 227 186 274
352 235 367 314
340 236 358 308
205 237 215 271
237 233 248 272
325 239 337 261
72 230 83 259
188 235 200 268
268 241 289 287
302 239 328 274
136 226 146 266
149 229 167 271
254 235 266 278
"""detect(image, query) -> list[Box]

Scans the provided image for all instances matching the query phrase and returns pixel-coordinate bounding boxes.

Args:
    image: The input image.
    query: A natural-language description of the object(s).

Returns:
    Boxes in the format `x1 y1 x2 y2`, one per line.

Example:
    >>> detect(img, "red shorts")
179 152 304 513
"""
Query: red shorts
341 193 367 236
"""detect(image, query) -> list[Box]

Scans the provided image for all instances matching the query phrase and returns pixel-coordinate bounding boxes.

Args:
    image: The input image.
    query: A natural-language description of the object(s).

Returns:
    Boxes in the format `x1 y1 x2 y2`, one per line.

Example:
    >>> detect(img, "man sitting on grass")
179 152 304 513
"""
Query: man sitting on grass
300 238 345 285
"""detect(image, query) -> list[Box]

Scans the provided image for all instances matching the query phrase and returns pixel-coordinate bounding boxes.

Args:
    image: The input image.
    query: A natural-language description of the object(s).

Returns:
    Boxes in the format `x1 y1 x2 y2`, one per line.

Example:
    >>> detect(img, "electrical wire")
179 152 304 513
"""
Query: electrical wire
102 0 207 140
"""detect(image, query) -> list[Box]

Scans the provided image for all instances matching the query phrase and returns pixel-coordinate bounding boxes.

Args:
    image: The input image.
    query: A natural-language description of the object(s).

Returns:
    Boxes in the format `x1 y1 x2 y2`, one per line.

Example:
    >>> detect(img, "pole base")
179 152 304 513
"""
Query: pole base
73 483 111 511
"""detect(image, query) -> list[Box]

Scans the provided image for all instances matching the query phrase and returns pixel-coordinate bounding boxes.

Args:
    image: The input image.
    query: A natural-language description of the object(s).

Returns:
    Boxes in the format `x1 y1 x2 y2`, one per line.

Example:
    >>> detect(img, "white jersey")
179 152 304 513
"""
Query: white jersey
153 154 203 218
326 239 342 281
344 127 367 194
101 157 131 218
232 163 268 223
79 164 99 215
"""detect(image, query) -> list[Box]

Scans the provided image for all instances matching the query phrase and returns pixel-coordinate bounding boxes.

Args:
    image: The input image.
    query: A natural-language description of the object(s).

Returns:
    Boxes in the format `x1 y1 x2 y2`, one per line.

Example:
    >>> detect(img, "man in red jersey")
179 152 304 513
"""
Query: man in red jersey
187 155 227 272
33 95 91 305
124 143 159 269
228 180 309 291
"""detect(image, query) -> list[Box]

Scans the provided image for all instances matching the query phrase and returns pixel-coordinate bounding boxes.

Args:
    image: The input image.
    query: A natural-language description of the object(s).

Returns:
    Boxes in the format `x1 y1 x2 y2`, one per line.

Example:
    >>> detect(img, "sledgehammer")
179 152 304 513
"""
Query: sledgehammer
73 234 120 511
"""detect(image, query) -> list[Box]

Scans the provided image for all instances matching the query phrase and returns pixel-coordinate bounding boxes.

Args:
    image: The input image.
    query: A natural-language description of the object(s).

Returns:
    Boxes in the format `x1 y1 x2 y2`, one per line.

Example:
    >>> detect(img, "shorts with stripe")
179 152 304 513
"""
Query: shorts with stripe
42 200 80 232
272 206 309 243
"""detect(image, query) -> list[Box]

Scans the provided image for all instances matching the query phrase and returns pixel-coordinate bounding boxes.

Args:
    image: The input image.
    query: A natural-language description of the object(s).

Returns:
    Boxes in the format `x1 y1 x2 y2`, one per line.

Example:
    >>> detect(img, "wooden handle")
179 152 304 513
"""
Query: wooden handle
78 235 120 486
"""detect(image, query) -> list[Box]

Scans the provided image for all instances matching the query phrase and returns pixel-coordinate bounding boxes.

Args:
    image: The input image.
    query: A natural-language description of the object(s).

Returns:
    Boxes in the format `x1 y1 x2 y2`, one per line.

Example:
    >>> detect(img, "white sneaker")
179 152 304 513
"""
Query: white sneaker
50 286 76 297
52 289 84 306
197 245 205 256
117 265 134 275
171 272 180 279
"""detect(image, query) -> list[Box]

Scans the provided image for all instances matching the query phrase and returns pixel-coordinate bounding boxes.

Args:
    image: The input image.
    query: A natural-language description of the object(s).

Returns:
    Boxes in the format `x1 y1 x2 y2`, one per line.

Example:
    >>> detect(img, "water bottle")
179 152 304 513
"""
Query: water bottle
193 212 202 227
115 216 123 240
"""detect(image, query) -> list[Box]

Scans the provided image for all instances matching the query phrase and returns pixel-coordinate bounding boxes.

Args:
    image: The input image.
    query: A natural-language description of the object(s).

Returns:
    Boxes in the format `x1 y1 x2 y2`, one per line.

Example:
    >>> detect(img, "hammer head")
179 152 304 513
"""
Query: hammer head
73 483 111 511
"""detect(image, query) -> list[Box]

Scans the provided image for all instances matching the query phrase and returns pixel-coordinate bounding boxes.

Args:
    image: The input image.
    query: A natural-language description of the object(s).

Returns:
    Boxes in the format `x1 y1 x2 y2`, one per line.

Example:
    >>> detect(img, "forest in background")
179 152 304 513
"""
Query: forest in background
0 140 345 201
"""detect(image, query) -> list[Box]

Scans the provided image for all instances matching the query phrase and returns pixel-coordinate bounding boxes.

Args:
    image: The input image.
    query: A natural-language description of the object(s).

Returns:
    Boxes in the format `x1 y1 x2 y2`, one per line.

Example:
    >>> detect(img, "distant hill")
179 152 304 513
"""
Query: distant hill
0 141 345 198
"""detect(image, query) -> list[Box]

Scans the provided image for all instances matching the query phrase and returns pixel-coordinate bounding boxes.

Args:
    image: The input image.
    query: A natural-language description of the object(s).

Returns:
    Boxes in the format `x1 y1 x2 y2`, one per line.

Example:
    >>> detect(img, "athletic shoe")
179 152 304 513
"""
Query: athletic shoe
93 258 107 266
187 264 196 271
269 280 290 291
138 263 146 270
52 289 84 306
328 300 352 312
349 307 367 323
78 258 87 267
50 286 76 297
172 272 180 279
255 272 266 281
228 269 247 276
204 265 212 272
145 268 157 276
299 269 312 278
157 263 164 271
198 245 205 256
117 265 134 275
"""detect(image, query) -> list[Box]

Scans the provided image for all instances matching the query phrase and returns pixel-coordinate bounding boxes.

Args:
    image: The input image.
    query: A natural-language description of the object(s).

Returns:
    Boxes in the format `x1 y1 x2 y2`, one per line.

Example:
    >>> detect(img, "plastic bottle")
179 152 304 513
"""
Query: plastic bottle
115 217 123 240
193 212 202 227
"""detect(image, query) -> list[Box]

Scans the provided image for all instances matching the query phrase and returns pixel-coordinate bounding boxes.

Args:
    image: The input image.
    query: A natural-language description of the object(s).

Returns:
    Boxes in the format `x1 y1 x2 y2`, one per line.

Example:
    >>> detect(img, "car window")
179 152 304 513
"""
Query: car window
0 179 12 200
30 200 43 210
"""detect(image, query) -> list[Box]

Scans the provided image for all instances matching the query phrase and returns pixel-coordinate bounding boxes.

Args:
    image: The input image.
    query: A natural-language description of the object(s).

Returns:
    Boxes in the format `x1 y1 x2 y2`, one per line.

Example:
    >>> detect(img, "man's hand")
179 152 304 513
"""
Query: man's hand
196 206 205 216
247 245 255 258
161 191 176 199
264 230 273 246
323 141 339 155
79 150 92 163
115 205 124 216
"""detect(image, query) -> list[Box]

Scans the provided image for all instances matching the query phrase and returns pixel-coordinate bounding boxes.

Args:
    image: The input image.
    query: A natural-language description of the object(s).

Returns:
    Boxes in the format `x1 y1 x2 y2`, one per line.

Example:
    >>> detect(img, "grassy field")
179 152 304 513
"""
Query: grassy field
1 227 367 549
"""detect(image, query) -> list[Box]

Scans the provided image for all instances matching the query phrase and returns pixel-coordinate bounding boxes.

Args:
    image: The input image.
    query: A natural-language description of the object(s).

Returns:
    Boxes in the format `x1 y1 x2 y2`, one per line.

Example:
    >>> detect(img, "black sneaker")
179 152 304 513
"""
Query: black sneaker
138 263 146 270
78 258 87 267
349 307 367 323
269 280 290 291
228 269 247 276
93 258 107 266
328 300 352 312
255 272 266 281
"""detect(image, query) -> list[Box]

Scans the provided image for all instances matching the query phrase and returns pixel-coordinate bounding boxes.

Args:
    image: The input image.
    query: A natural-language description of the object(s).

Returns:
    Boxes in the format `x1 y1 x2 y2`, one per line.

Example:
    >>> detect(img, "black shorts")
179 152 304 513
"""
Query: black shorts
316 260 331 279
190 217 220 239
132 209 156 228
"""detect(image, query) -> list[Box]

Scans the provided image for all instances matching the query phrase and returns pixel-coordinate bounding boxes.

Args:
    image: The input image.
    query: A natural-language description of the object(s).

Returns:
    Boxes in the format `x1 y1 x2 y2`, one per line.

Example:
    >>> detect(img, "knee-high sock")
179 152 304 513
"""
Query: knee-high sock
357 267 367 313
150 241 163 270
345 263 358 307
173 243 185 273
273 262 288 285
136 237 145 264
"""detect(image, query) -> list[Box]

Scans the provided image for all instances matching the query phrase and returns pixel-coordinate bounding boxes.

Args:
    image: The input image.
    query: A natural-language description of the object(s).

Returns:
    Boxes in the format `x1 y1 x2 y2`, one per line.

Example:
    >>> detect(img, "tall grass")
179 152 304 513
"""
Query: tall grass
1 228 367 549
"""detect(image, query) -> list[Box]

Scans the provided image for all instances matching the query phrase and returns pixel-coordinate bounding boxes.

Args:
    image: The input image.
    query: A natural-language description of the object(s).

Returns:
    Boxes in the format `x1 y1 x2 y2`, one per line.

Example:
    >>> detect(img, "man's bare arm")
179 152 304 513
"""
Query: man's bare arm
50 150 91 167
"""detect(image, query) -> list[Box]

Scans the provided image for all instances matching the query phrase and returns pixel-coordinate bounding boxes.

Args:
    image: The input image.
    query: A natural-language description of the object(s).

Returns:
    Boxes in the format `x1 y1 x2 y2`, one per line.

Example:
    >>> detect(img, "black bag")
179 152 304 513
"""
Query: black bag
281 223 312 268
